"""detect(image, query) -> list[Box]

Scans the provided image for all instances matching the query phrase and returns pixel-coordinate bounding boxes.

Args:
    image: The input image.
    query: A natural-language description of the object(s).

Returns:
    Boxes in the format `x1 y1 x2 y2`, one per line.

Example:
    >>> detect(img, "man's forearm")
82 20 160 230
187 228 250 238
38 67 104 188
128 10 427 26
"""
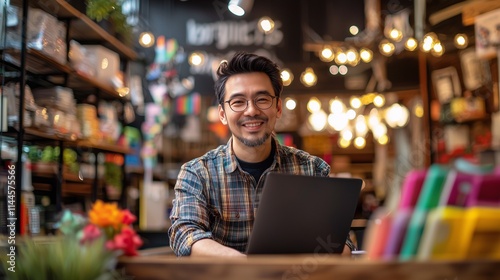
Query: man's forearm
191 238 246 257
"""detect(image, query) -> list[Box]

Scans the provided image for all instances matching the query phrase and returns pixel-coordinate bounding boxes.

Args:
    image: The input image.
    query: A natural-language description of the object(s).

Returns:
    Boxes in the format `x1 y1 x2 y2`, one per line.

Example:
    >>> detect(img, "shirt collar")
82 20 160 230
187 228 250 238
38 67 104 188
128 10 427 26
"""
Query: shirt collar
223 135 282 174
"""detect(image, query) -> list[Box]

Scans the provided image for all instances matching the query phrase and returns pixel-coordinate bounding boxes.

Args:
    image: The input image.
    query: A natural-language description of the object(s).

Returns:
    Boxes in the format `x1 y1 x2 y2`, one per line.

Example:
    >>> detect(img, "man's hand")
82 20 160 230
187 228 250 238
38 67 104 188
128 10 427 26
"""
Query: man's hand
191 239 246 257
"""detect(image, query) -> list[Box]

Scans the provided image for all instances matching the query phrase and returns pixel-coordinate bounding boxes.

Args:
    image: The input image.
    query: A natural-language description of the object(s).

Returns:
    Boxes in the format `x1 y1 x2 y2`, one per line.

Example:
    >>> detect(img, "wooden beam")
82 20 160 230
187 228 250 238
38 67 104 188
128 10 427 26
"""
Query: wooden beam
428 0 477 26
462 0 500 26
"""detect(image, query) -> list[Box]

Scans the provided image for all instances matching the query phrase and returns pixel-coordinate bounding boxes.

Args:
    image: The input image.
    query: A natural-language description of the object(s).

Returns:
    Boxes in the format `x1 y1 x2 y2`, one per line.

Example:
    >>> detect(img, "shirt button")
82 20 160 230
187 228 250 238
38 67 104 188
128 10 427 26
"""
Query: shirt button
235 212 240 219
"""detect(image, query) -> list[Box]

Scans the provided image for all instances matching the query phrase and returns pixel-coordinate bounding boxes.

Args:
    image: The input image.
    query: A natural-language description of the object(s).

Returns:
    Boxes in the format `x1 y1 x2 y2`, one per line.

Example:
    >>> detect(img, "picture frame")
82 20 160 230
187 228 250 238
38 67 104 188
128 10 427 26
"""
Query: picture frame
474 8 500 60
431 66 462 104
460 47 490 91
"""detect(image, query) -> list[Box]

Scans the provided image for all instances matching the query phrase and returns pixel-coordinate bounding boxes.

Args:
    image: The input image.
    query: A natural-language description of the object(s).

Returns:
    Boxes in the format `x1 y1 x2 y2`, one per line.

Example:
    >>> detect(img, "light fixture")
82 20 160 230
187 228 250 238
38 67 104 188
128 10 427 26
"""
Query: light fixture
334 50 347 65
454 33 468 49
285 97 297 110
139 31 155 48
350 96 361 109
379 39 395 56
388 28 403 42
329 98 345 114
300 67 317 87
308 110 328 131
420 32 438 53
258 16 275 34
328 112 348 131
373 94 385 107
354 136 366 149
281 68 294 86
307 97 321 113
338 65 348 75
431 42 444 57
345 48 359 66
188 52 205 66
404 37 418 51
228 0 254 16
320 46 335 62
349 25 359 35
359 48 373 63
329 65 339 75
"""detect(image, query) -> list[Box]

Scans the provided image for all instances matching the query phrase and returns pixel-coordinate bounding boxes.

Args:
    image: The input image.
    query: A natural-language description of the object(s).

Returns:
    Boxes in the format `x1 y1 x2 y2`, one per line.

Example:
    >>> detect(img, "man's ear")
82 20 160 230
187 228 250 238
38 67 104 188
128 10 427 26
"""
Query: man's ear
218 104 228 125
276 97 283 119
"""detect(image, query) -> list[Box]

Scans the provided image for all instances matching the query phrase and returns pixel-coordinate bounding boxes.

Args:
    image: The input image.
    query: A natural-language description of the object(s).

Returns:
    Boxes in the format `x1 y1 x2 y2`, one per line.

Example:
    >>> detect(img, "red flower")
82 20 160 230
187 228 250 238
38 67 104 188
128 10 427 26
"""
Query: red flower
105 226 143 256
121 209 137 225
81 224 102 244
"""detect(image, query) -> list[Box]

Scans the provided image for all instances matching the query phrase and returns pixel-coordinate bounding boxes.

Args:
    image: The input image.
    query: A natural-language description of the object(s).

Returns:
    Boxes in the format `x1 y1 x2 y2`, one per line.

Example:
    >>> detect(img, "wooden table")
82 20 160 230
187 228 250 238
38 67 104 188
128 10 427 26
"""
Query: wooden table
118 248 500 280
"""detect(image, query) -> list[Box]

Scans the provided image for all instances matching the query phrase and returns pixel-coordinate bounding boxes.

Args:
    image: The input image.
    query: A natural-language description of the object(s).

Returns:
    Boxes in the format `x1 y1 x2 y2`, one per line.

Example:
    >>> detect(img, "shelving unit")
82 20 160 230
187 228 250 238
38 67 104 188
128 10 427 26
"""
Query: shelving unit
0 0 137 234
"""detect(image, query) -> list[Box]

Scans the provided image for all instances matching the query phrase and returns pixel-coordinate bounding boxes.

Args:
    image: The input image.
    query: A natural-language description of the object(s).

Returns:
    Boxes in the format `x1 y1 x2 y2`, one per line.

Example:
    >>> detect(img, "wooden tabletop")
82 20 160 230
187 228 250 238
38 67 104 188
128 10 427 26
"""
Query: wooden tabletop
118 249 500 280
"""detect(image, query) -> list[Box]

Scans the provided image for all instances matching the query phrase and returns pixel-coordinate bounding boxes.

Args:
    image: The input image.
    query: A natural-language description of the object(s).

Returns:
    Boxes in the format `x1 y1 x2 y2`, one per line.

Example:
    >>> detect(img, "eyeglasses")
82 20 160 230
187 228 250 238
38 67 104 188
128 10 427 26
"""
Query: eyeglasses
224 94 277 112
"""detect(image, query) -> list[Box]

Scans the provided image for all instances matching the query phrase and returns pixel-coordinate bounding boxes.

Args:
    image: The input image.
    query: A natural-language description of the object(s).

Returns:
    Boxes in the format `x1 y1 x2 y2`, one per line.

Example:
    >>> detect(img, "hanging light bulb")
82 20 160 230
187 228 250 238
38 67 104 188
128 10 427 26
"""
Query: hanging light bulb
431 42 445 57
349 25 359 35
377 134 389 145
350 96 362 109
346 48 359 66
388 28 403 42
188 52 205 66
139 31 155 48
404 37 418 51
340 128 353 141
329 65 339 75
355 115 368 137
379 39 395 56
320 46 335 62
308 110 327 131
334 49 347 65
285 97 297 110
258 16 275 34
338 137 351 148
307 97 321 113
281 68 294 86
420 32 437 53
359 48 373 63
300 67 317 87
454 33 468 49
228 0 254 16
354 136 366 149
373 94 385 107
328 112 348 131
329 98 345 114
346 109 356 120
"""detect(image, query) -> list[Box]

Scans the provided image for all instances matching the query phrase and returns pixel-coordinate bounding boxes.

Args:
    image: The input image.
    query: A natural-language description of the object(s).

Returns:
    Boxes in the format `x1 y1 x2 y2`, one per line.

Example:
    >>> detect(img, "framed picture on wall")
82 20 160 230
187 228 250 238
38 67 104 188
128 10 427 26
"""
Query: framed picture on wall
460 48 491 91
475 8 500 60
431 66 462 104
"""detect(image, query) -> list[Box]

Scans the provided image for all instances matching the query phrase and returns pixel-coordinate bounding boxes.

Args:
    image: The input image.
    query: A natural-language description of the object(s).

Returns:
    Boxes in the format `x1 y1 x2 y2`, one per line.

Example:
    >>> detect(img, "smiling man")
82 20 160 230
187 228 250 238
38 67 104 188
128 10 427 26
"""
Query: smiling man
168 52 353 257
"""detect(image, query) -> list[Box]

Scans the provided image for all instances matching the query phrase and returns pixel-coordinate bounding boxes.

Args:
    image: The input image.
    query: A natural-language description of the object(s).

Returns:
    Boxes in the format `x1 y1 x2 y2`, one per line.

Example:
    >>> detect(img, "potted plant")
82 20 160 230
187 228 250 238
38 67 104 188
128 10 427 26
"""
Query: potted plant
85 0 132 44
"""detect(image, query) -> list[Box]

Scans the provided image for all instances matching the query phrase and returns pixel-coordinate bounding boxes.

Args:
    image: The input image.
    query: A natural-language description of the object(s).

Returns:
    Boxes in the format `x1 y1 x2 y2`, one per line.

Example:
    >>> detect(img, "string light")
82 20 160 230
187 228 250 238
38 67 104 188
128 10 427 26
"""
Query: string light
454 33 468 49
281 68 294 86
300 67 317 87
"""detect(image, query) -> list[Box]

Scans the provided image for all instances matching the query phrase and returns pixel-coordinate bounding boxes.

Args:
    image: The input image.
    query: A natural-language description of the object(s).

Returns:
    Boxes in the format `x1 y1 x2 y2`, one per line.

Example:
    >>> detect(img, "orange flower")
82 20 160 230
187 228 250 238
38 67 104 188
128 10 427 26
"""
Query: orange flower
88 200 124 229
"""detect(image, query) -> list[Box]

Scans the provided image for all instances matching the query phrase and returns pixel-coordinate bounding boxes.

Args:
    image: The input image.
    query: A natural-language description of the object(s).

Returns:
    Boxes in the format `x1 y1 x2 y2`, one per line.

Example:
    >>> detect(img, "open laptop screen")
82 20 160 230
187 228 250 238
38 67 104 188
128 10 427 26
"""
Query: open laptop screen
246 173 363 255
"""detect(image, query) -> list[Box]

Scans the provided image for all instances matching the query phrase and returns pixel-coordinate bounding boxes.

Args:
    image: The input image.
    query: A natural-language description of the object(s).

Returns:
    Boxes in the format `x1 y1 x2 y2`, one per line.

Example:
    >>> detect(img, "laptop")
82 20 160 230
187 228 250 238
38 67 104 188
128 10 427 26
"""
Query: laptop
246 173 363 255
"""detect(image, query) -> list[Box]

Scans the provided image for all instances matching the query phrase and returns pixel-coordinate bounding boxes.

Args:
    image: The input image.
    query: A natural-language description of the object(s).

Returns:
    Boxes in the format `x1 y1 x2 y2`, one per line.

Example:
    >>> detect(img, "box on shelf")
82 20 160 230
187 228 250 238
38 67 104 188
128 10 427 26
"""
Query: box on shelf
4 7 67 65
81 45 120 87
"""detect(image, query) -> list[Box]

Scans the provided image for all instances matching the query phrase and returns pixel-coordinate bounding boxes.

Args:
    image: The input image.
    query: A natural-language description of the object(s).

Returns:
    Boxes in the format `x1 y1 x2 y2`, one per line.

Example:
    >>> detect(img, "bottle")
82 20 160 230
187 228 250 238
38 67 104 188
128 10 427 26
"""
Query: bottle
20 154 37 235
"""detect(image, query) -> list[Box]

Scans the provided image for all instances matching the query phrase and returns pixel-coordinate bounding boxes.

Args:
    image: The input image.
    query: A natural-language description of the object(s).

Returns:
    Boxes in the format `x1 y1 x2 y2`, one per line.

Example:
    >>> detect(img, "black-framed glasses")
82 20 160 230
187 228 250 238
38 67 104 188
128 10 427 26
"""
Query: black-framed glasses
224 94 277 112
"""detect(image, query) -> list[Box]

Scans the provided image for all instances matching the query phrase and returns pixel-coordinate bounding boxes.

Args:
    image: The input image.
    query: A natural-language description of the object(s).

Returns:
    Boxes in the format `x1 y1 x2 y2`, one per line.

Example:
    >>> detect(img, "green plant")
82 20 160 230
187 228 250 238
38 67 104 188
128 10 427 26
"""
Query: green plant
85 0 132 42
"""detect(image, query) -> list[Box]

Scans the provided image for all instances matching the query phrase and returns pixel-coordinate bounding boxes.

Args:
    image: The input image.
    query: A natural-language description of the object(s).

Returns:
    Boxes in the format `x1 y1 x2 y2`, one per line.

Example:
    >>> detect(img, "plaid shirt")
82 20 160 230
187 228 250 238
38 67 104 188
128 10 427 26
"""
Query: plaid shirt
168 136 330 256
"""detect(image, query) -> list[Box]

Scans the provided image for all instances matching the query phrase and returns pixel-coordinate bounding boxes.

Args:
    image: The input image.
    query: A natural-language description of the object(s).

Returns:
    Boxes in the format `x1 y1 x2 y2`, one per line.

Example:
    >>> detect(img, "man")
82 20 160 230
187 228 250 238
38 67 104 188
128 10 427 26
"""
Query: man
168 52 354 256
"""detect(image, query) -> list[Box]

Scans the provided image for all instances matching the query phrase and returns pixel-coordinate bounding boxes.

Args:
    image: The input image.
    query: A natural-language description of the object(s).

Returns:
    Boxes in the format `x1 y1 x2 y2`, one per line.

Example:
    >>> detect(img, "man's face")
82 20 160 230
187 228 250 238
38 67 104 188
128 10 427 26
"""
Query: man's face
218 72 282 148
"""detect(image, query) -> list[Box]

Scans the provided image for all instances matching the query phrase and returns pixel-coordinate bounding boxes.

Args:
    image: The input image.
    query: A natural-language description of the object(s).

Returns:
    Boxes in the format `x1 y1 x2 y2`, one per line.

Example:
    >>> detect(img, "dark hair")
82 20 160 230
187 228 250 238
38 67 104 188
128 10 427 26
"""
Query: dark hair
214 52 283 106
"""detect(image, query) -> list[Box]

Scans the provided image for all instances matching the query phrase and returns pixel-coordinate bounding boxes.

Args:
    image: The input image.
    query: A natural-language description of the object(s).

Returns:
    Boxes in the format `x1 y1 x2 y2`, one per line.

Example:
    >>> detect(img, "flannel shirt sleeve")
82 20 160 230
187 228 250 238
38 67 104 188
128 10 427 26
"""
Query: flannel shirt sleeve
168 164 213 256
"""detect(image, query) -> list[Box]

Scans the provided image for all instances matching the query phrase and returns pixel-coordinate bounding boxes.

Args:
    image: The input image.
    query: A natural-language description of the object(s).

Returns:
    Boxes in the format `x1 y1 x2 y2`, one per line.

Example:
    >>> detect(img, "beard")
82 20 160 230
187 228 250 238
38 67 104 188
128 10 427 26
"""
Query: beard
235 132 271 147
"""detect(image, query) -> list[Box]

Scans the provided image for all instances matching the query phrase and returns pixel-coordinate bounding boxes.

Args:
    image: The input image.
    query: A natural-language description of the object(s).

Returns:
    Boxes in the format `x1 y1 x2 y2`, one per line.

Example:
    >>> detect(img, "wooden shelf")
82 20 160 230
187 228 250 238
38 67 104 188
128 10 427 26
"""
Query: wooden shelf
11 0 137 60
2 48 125 100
